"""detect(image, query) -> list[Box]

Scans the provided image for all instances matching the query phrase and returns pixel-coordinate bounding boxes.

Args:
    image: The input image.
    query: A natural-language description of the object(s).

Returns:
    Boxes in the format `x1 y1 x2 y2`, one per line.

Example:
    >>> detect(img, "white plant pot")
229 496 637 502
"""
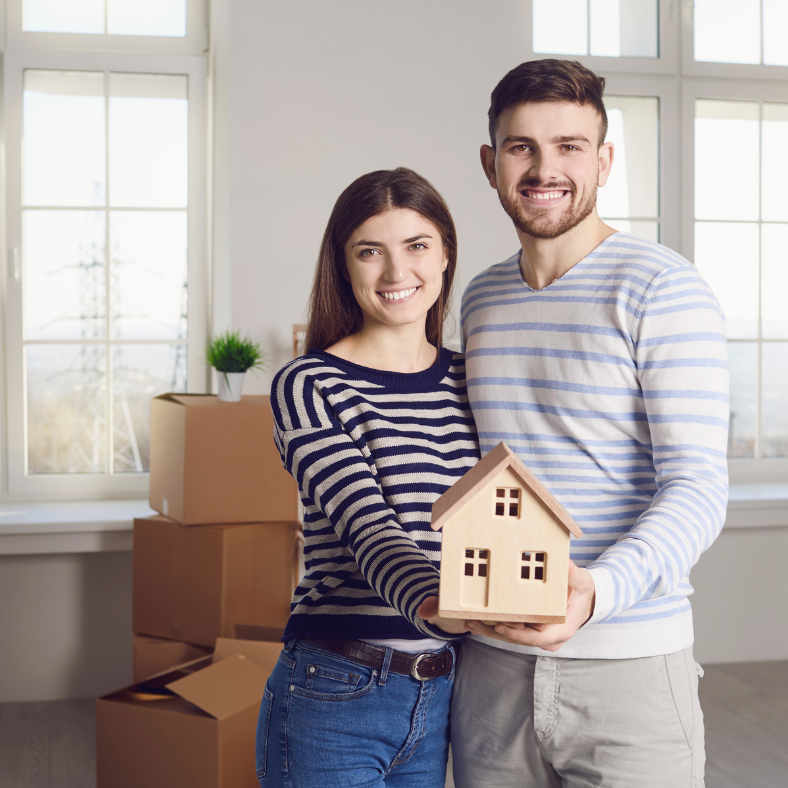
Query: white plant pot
217 371 246 402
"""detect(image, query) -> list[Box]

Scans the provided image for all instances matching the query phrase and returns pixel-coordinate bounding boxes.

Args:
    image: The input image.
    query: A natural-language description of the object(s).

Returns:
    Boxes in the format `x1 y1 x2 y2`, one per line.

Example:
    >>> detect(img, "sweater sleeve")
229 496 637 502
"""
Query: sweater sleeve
587 265 730 623
271 361 450 638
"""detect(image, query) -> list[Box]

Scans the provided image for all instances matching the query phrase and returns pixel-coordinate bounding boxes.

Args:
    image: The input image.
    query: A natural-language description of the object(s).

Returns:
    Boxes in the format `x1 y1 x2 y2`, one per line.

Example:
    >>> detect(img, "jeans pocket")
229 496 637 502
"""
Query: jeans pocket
255 686 274 779
305 663 362 693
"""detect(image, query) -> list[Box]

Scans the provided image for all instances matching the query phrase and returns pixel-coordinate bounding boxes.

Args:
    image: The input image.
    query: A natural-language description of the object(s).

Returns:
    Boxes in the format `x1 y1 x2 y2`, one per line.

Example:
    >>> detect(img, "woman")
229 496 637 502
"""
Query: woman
256 167 479 788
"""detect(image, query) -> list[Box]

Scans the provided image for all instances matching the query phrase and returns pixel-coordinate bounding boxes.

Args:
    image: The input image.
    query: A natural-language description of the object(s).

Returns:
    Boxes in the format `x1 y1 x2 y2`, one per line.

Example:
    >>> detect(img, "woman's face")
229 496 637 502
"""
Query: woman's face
343 208 448 335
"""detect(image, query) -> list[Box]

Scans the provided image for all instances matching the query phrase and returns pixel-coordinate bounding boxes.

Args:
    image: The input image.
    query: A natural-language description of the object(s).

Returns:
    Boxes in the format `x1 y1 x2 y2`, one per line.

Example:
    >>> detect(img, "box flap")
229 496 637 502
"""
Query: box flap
167 653 268 720
214 638 282 675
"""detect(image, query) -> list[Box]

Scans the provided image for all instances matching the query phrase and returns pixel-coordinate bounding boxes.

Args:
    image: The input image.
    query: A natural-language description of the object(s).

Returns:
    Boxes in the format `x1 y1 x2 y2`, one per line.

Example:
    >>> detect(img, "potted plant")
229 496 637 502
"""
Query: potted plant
206 330 267 402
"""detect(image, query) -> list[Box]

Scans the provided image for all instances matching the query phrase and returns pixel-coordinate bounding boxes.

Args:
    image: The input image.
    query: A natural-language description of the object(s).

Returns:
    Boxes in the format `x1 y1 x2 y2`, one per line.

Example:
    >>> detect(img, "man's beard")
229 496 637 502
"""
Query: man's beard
498 179 597 240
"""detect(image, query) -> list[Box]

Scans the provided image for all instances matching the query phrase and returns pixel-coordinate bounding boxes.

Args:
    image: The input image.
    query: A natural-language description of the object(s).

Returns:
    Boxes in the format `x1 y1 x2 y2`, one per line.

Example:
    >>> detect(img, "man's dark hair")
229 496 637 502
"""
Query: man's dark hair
488 59 608 148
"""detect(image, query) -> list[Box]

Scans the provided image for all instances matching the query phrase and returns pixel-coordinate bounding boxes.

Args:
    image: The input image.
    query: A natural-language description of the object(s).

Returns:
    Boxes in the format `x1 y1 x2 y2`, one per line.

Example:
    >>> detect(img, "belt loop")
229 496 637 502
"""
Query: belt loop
378 646 393 686
447 643 457 680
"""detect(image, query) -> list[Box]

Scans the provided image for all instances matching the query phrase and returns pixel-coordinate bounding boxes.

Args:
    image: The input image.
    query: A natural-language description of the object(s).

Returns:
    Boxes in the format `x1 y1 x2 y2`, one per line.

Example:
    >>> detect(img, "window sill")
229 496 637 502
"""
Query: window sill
0 485 785 557
725 484 788 529
0 499 155 555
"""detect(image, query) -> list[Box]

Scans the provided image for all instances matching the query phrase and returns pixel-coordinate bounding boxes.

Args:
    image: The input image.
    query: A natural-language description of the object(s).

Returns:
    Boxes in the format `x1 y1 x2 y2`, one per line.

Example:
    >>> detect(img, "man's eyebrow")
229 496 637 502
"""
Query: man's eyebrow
499 134 592 146
552 134 591 145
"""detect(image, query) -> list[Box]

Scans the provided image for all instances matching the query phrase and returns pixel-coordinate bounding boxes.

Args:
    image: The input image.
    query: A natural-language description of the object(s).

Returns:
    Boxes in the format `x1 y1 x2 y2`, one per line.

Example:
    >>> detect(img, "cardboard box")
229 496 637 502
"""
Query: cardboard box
133 634 213 683
133 516 298 646
97 637 283 788
149 394 298 525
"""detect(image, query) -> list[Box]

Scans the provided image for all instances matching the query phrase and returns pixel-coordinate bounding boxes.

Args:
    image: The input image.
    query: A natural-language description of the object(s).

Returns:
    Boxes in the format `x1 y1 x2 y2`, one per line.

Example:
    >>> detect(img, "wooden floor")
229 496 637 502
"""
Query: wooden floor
0 661 786 787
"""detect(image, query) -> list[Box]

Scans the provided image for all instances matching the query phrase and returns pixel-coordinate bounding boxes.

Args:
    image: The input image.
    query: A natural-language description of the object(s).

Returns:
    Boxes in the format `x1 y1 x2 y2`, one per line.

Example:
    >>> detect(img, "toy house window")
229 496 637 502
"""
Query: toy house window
494 488 521 518
520 551 546 582
464 549 489 578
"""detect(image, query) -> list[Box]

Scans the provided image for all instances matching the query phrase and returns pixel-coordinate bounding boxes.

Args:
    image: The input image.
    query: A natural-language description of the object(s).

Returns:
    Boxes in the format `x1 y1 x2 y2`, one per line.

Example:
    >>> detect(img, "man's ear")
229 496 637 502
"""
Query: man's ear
597 141 614 187
480 144 497 189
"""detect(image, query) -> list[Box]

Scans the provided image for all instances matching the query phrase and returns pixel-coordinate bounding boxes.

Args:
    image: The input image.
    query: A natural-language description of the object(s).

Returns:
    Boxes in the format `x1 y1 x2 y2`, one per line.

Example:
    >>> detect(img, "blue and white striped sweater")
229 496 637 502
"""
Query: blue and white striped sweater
461 232 729 659
271 347 480 642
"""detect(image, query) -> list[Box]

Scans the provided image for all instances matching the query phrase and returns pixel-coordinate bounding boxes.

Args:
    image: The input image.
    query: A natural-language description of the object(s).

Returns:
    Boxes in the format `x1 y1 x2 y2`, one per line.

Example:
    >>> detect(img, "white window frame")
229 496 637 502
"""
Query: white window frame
681 77 788 484
680 0 788 81
525 0 788 484
6 0 207 55
3 48 208 499
601 74 680 251
524 0 681 75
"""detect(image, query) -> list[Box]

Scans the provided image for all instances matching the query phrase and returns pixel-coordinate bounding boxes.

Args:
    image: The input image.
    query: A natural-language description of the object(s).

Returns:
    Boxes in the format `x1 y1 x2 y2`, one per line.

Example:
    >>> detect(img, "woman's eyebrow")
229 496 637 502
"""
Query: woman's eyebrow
403 234 433 244
351 239 382 248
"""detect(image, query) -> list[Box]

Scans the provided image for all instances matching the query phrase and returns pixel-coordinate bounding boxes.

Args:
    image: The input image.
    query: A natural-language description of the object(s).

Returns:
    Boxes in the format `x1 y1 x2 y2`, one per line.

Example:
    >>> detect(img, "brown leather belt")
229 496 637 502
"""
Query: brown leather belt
301 638 454 681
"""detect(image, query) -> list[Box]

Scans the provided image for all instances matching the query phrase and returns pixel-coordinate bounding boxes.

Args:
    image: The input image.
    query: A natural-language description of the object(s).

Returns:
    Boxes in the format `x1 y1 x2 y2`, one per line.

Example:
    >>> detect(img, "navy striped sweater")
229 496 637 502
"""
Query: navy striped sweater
271 347 480 642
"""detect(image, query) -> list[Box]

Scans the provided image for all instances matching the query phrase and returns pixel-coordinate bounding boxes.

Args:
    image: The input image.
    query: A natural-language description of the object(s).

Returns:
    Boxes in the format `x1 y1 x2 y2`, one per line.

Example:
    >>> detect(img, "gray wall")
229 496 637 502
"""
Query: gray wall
217 0 529 380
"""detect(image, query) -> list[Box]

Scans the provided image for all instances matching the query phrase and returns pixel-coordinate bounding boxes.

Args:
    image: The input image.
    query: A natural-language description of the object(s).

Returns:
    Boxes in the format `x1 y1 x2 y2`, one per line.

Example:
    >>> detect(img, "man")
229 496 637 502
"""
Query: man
451 59 728 788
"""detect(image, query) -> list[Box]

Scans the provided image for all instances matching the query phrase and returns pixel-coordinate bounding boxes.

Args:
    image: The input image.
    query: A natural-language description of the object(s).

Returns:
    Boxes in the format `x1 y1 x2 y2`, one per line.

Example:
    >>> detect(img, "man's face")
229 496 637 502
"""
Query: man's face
481 101 613 240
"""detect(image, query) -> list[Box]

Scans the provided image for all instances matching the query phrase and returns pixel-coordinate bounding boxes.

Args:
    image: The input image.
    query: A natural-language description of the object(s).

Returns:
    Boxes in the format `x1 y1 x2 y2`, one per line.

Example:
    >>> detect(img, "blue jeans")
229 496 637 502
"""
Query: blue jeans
256 639 456 788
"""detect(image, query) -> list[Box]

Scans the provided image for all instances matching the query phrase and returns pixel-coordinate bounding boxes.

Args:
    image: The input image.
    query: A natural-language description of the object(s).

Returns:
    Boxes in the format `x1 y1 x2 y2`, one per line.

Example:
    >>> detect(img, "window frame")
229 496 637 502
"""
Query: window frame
681 77 788 483
6 0 207 55
525 0 681 75
680 0 788 81
3 47 208 499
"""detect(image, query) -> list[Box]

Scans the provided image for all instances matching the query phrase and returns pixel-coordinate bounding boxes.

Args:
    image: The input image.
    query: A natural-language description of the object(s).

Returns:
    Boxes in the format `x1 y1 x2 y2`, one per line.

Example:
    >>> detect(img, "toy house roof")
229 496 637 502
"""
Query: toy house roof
431 441 583 538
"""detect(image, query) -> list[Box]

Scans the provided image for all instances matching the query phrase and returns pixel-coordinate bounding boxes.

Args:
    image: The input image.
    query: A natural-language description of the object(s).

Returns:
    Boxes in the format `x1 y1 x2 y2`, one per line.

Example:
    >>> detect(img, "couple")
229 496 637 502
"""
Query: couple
256 59 728 788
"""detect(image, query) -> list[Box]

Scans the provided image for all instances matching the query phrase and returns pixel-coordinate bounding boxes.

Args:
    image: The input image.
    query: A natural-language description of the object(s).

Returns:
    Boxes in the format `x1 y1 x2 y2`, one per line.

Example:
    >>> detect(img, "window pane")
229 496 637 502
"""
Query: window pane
763 0 788 66
598 97 659 219
24 71 105 207
109 74 188 208
24 211 105 341
108 0 186 37
695 222 759 340
112 344 186 473
762 343 788 458
761 104 788 222
24 0 104 34
591 0 658 58
695 101 759 221
533 0 587 55
727 343 757 458
695 0 760 64
761 224 788 339
110 211 188 340
27 344 107 474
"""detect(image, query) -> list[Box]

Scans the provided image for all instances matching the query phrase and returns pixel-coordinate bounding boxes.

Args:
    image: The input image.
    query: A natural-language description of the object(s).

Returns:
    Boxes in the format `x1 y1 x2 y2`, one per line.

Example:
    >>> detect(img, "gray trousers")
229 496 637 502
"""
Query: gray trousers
451 638 705 788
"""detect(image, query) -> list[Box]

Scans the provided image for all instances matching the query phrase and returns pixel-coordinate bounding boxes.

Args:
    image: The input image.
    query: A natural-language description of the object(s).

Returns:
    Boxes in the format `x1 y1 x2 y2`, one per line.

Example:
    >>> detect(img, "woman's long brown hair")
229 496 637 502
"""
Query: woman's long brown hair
305 167 458 352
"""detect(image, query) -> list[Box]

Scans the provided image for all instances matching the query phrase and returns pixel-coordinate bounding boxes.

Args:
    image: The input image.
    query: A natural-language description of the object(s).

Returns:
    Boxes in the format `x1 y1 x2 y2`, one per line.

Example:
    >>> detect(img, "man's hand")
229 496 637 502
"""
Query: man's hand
465 560 595 652
417 596 470 636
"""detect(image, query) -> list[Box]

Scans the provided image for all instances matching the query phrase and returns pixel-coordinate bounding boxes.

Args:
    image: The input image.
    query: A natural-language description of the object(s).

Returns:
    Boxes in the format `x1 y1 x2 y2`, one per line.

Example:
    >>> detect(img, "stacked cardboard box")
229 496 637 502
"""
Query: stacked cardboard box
98 394 300 788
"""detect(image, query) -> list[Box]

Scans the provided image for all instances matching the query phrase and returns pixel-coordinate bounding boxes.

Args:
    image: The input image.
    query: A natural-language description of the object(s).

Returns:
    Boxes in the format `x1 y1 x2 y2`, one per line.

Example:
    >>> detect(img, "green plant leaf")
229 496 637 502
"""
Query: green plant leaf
206 330 267 374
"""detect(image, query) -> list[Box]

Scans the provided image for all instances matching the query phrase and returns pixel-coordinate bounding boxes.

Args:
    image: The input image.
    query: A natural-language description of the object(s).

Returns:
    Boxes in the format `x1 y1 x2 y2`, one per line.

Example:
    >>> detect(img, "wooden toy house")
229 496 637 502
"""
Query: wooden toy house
431 441 583 623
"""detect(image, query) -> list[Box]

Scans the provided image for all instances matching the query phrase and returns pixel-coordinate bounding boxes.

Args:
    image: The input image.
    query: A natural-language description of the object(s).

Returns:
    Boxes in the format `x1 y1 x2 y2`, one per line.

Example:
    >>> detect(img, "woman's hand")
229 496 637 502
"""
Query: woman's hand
417 596 470 636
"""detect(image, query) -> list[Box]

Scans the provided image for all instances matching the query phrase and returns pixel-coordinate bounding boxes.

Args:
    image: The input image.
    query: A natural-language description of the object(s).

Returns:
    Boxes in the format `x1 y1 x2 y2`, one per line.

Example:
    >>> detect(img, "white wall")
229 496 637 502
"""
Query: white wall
219 0 528 383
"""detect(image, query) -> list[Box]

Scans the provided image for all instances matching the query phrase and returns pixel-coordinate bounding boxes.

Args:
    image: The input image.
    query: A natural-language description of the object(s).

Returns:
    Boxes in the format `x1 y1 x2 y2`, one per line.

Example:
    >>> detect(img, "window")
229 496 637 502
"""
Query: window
464 549 489 578
532 0 659 59
520 551 547 582
525 0 788 481
7 0 206 54
494 488 521 518
3 5 207 497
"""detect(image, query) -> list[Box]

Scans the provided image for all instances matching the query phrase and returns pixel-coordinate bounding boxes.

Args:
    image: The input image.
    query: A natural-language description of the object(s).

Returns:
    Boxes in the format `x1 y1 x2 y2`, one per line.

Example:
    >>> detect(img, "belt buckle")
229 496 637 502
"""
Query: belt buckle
410 652 431 681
